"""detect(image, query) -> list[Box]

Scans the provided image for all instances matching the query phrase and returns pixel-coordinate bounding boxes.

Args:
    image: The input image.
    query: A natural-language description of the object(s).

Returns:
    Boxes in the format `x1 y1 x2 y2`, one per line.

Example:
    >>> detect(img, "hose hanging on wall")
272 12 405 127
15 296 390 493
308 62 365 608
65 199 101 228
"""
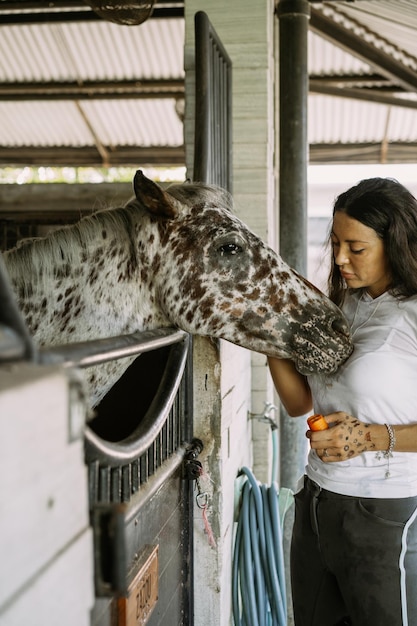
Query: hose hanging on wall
232 417 293 626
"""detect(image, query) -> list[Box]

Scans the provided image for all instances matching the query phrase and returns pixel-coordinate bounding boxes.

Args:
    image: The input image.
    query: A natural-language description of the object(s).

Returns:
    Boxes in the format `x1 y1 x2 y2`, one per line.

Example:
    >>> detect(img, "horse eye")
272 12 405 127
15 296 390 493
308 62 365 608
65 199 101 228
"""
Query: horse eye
219 242 242 256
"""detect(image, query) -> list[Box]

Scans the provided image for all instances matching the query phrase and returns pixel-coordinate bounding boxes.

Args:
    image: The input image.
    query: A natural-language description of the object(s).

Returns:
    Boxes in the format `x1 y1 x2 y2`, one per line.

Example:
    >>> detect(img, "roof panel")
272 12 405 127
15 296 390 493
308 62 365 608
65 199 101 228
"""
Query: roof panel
309 31 372 77
308 94 417 145
387 105 417 142
337 0 417 60
81 99 183 146
314 1 417 73
0 98 182 148
0 101 94 146
0 18 184 83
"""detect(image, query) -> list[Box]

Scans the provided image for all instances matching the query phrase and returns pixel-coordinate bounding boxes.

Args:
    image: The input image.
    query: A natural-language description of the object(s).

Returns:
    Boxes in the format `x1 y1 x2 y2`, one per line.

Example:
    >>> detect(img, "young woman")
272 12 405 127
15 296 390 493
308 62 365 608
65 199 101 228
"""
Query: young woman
268 177 417 626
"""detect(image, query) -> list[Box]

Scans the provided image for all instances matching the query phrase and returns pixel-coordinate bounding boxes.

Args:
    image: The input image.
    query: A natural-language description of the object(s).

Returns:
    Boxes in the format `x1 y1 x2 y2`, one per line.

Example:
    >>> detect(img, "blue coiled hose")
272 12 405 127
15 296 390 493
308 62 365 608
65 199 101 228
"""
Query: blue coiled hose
232 428 292 626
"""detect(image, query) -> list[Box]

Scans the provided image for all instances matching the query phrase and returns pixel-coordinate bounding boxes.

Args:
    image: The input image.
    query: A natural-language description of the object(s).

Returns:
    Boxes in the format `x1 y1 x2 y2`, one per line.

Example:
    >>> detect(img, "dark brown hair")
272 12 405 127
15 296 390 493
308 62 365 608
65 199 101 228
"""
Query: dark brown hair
328 177 417 305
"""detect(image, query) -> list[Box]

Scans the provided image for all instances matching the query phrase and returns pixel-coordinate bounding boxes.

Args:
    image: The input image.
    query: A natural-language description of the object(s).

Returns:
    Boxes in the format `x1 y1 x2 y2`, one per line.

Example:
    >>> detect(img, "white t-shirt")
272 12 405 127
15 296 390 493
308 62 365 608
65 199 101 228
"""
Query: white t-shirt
307 290 417 498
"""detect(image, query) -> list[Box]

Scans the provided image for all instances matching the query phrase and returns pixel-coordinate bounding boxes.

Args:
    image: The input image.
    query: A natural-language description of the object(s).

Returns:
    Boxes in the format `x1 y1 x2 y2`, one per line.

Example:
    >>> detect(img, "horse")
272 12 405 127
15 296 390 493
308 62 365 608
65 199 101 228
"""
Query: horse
2 171 352 407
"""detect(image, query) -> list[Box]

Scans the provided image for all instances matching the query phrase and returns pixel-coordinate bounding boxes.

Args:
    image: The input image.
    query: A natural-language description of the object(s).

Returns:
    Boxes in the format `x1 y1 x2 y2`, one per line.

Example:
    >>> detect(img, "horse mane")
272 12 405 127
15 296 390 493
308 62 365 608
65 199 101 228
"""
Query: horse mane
3 202 140 292
3 180 233 295
165 180 234 212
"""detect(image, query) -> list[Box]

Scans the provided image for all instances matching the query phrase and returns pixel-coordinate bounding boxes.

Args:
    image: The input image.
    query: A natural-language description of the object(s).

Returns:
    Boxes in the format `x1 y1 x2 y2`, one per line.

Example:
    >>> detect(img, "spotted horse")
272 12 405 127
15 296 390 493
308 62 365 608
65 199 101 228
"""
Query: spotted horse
3 171 352 407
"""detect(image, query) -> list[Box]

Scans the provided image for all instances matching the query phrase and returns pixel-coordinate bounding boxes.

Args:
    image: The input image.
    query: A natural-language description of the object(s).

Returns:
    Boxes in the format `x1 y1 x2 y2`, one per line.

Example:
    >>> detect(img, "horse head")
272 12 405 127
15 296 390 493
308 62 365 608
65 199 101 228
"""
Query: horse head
132 171 352 375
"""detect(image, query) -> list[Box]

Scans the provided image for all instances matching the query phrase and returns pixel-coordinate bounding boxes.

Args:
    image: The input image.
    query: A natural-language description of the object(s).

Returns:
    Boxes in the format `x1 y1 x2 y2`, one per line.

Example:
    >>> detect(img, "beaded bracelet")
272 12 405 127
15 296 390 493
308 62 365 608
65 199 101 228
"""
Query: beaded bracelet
376 423 396 478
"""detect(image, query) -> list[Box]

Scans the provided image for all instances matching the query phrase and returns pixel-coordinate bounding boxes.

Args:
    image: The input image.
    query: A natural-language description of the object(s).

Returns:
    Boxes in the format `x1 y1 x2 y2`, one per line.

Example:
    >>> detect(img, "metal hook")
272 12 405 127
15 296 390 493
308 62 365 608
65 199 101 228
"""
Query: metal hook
196 491 209 509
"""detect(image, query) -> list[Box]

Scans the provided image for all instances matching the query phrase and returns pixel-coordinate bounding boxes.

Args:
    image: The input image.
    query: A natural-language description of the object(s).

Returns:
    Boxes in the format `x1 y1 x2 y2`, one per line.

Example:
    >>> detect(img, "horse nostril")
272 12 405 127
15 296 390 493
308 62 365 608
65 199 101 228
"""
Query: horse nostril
331 315 350 338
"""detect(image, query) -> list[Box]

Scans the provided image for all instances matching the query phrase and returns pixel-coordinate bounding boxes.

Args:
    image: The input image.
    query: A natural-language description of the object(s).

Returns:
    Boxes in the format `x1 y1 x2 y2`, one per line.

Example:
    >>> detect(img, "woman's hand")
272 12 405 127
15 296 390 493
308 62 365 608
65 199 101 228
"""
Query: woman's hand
307 412 379 462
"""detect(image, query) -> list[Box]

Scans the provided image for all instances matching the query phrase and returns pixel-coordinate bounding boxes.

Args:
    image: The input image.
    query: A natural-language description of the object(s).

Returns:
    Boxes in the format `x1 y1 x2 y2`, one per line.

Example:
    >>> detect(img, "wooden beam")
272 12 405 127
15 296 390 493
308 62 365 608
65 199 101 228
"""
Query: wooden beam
309 142 417 164
0 182 133 220
0 180 176 221
0 146 185 167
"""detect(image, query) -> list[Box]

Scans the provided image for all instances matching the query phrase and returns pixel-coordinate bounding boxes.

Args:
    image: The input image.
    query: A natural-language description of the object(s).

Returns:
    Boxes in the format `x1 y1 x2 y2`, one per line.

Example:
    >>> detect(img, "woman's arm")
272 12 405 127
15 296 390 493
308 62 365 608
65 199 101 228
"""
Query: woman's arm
308 412 417 461
267 356 313 417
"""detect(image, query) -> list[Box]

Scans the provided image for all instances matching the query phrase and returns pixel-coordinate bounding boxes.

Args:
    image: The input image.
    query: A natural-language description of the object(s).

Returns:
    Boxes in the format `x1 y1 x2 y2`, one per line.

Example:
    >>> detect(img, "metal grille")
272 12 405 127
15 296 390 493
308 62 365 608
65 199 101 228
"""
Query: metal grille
193 10 232 192
85 336 191 504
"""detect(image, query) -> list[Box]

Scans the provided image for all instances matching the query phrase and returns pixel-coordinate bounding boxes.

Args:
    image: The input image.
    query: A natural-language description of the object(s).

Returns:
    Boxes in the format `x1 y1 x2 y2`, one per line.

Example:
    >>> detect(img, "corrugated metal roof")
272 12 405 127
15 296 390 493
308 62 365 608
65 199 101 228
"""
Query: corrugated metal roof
308 0 417 162
0 19 184 81
0 98 183 147
309 93 417 142
0 6 185 164
339 0 417 59
309 30 371 77
1 1 417 166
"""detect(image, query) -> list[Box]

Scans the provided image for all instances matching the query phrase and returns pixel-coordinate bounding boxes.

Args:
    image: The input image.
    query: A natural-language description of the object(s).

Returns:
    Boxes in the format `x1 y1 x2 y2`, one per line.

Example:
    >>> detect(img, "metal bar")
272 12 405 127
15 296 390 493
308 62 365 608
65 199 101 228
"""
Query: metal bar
0 7 184 24
310 82 417 109
111 467 122 503
88 459 99 504
193 11 210 185
99 466 111 502
277 0 310 277
121 465 131 503
0 79 184 101
85 335 189 466
0 0 184 8
123 445 188 523
310 73 393 87
148 442 155 477
277 3 311 619
39 327 187 369
131 459 139 494
139 454 147 485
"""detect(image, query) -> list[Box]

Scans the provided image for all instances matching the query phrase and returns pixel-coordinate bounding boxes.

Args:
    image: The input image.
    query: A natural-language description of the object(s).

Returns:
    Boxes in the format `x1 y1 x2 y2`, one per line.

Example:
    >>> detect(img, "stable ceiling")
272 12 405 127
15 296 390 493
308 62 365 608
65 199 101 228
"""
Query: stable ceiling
309 0 417 163
1 0 417 167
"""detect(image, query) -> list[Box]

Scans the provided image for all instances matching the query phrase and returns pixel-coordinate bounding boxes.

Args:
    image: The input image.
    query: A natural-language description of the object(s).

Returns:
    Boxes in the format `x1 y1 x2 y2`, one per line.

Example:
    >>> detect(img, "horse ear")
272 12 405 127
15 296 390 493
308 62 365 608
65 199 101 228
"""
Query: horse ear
133 170 177 219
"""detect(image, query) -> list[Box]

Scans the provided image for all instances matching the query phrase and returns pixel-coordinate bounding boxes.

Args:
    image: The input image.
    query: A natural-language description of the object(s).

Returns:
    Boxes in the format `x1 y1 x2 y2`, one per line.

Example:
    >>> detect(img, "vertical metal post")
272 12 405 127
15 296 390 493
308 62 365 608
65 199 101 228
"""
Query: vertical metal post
276 4 310 621
277 0 310 491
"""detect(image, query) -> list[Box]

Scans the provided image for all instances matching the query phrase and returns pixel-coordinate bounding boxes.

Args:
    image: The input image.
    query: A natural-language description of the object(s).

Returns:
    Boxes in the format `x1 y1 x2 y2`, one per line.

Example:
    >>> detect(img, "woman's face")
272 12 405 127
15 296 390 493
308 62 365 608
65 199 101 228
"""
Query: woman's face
331 211 391 298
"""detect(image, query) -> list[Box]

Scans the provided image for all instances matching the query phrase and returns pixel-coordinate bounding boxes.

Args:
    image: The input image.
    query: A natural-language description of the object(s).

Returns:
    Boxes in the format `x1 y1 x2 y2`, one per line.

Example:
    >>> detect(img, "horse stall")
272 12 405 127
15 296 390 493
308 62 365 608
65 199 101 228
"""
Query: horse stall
0 235 201 626
0 13 232 625
0 12 213 626
86 330 197 625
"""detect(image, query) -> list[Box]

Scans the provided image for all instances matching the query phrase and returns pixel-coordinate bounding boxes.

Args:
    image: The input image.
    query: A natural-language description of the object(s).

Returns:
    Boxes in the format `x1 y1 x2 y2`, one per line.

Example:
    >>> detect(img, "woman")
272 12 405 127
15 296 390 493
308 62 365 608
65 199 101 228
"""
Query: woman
268 177 417 626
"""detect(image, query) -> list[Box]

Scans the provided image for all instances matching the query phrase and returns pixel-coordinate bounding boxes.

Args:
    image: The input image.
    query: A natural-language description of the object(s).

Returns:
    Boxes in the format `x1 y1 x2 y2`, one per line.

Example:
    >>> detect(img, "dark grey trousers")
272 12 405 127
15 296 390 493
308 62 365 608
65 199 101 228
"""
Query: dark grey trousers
291 476 417 626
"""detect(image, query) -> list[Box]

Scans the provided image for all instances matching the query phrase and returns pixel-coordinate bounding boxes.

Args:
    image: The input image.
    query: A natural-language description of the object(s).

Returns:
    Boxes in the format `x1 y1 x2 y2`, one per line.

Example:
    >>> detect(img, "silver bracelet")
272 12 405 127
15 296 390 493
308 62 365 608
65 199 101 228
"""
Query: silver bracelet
385 423 396 457
376 423 396 478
